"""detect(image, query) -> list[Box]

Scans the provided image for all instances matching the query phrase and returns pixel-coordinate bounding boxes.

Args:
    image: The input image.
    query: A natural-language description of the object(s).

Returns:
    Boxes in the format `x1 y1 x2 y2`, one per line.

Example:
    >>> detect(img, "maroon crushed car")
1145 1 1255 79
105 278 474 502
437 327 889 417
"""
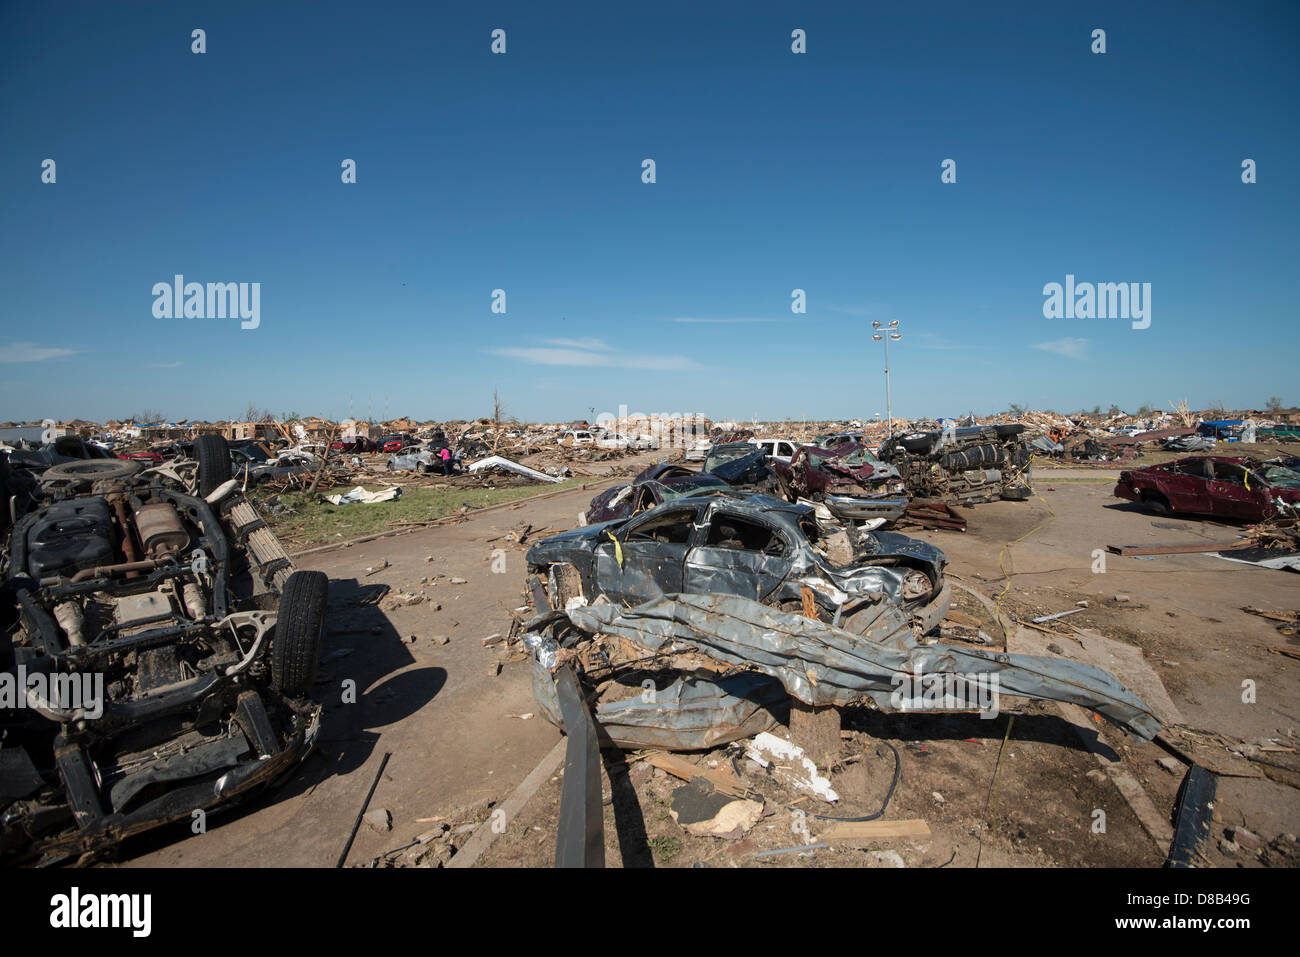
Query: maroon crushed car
771 443 909 522
117 449 165 464
1113 455 1300 522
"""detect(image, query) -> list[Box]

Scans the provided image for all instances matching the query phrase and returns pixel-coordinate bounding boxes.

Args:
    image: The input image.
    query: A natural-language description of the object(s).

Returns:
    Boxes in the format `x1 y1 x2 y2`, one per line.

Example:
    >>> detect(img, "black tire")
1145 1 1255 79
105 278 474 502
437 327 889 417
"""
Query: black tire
43 458 141 483
1141 491 1171 516
897 432 937 453
272 570 328 697
194 434 231 497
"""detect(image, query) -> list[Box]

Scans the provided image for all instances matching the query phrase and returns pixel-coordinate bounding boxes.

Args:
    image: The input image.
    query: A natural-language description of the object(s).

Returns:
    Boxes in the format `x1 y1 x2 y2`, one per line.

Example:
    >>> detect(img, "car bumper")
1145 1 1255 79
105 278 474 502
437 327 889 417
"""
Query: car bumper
910 580 951 635
825 494 909 522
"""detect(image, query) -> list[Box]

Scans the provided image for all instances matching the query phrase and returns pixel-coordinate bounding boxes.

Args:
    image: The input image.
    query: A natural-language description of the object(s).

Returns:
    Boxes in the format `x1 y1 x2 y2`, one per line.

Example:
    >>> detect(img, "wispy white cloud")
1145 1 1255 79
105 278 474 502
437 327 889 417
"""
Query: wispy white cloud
1 342 79 363
148 361 183 368
490 345 702 371
544 337 612 351
1032 337 1089 360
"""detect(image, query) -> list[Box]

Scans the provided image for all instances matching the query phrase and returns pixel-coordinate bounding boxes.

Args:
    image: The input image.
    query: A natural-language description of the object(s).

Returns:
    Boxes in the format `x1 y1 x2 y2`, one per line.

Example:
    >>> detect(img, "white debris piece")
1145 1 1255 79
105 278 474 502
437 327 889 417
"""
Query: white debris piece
325 486 403 505
466 456 564 483
745 731 840 802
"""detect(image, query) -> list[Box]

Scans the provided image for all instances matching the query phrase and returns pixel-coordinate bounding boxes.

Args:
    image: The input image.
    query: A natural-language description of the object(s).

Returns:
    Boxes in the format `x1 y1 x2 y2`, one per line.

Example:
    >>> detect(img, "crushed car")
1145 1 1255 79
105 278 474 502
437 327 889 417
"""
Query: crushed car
1 434 325 864
772 443 908 523
879 424 1033 505
528 491 951 637
584 464 729 524
1113 455 1300 521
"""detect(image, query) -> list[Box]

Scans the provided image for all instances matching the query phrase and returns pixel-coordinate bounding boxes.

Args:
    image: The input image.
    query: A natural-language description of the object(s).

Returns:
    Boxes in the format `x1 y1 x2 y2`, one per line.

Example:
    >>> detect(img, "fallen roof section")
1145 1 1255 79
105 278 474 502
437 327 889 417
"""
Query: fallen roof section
467 455 565 483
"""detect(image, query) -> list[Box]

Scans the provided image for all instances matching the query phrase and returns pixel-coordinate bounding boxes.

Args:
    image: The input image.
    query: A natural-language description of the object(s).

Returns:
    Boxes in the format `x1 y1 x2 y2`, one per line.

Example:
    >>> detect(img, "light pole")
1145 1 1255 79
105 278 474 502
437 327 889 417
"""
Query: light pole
871 320 901 439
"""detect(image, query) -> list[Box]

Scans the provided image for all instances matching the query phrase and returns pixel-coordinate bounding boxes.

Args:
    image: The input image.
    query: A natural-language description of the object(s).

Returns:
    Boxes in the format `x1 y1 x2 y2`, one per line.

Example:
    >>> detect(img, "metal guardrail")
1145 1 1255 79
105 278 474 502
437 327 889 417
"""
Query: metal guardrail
553 665 604 868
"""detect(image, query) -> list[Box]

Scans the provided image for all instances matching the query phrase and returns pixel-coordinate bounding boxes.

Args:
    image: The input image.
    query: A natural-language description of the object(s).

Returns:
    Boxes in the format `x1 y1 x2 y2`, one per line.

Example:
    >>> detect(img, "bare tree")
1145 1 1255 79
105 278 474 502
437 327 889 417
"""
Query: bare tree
1169 398 1194 428
492 389 504 452
1267 396 1284 412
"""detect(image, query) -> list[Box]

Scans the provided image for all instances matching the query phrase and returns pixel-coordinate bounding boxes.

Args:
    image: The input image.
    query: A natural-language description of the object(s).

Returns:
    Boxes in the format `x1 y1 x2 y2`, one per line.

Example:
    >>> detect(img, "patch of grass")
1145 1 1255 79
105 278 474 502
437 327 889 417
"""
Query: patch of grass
257 477 595 549
647 835 682 861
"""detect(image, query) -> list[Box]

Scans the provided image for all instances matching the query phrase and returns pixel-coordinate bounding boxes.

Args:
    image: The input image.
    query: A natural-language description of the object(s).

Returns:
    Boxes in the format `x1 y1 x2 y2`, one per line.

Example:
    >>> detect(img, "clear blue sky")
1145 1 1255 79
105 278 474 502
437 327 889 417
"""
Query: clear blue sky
2 1 1297 424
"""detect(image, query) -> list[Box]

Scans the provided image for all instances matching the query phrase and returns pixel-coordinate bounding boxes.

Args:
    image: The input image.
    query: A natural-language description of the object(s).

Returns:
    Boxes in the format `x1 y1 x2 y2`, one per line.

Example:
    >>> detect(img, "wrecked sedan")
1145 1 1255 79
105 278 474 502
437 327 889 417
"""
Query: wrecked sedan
1114 455 1300 521
529 491 951 636
772 443 908 522
879 424 1033 505
386 444 442 474
0 434 325 863
584 468 729 524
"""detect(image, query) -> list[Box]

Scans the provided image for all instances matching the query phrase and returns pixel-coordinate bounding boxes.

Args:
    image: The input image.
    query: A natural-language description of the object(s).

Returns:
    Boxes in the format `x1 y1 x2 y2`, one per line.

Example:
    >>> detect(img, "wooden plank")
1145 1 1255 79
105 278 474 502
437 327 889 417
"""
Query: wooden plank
447 738 567 868
1057 702 1173 849
642 752 752 799
818 819 931 841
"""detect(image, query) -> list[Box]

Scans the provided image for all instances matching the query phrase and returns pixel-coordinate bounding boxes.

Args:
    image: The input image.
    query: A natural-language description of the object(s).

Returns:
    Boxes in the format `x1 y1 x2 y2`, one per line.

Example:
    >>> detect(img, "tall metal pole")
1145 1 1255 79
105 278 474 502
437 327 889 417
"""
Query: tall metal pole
873 320 900 441
884 333 892 440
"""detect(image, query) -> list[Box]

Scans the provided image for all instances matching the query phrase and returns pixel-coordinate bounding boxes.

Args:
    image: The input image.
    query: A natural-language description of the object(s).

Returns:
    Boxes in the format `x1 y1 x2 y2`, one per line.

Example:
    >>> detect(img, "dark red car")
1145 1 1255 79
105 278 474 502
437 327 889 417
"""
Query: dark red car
772 443 909 522
117 449 164 464
1113 455 1300 522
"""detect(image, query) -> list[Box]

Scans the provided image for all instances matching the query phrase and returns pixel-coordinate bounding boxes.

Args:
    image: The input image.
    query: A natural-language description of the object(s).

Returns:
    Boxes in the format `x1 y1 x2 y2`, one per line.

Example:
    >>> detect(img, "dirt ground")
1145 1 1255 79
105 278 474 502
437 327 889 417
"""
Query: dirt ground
120 461 1299 869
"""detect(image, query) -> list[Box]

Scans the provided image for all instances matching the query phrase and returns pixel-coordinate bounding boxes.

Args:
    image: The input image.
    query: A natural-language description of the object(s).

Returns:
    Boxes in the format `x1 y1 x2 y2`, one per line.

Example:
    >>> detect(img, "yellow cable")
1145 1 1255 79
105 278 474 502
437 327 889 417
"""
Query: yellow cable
993 454 1056 640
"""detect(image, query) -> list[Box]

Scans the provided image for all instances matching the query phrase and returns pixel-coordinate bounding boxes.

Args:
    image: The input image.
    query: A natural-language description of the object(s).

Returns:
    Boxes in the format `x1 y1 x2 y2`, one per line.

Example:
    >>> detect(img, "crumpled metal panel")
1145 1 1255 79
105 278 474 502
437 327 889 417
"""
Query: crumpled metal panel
531 659 786 750
562 593 1161 741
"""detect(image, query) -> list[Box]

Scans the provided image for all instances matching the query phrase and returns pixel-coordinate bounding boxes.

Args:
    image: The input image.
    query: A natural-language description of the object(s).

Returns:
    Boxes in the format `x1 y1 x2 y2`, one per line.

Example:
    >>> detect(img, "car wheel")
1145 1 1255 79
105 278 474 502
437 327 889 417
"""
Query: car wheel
194 434 232 497
546 563 584 610
897 432 936 453
42 458 142 484
1141 491 1171 515
272 570 328 697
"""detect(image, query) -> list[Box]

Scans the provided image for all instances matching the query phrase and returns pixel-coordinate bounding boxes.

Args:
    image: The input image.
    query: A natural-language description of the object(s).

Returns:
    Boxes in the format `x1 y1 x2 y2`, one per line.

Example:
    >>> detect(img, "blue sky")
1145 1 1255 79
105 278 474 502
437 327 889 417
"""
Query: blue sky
1 1 1297 424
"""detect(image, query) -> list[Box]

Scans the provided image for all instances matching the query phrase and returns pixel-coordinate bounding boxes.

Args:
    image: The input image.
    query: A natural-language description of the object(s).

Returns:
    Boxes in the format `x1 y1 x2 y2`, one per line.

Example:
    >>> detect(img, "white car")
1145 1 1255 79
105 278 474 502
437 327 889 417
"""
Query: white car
386 445 439 472
596 431 634 449
560 429 596 446
749 438 798 464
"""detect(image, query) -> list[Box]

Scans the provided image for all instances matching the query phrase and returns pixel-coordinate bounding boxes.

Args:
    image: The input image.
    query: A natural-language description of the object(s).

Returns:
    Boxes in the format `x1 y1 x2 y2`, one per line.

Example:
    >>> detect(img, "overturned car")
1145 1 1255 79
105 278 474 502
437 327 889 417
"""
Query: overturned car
1 435 325 864
879 424 1033 505
529 491 951 637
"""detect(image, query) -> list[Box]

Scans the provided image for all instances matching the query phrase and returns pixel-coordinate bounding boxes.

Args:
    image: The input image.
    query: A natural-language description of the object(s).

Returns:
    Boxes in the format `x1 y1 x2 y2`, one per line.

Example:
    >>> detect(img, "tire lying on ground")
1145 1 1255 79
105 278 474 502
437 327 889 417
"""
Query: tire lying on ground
895 432 937 453
194 433 232 497
272 570 328 697
42 458 142 485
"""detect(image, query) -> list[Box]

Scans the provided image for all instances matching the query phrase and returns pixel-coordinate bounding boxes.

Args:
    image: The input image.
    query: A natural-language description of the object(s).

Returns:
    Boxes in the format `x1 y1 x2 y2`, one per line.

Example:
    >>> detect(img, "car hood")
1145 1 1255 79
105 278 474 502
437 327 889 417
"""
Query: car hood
530 519 624 551
855 530 946 567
